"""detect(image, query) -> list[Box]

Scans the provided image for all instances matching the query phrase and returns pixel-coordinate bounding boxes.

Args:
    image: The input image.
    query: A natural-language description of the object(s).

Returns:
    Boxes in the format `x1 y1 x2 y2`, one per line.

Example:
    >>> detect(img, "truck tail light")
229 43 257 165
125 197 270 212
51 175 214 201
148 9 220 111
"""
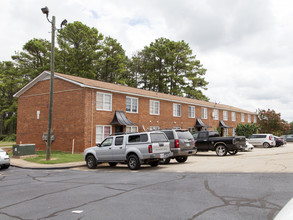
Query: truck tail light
174 139 179 148
148 145 152 153
169 143 171 151
194 140 197 147
269 136 271 140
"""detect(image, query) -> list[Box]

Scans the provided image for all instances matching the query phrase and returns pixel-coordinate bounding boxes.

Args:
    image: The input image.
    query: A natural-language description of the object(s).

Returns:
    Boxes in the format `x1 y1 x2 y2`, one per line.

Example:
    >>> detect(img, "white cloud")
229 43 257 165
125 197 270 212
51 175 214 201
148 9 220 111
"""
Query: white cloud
1 0 293 122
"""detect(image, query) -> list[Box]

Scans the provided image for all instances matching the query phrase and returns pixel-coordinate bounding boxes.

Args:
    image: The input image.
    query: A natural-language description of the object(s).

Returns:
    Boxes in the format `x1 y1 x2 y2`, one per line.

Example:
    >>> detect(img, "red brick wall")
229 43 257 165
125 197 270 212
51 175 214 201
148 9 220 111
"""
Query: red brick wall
17 77 257 152
16 78 86 152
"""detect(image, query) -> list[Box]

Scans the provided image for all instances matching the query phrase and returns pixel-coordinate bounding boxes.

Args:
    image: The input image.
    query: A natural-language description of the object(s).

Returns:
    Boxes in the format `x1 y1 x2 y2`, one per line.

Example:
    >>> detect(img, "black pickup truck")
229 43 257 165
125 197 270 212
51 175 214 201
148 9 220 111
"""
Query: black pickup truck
192 131 246 156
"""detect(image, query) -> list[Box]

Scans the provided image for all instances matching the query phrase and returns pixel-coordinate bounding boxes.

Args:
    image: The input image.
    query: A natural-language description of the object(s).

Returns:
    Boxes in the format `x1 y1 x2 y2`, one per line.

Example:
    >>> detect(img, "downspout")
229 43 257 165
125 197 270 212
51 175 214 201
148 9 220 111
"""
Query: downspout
91 89 94 146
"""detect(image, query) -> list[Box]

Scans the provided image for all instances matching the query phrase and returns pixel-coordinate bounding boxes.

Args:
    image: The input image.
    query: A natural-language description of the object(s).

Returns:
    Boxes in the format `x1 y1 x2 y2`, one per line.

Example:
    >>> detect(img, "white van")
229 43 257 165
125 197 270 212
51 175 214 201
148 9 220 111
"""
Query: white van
247 134 276 148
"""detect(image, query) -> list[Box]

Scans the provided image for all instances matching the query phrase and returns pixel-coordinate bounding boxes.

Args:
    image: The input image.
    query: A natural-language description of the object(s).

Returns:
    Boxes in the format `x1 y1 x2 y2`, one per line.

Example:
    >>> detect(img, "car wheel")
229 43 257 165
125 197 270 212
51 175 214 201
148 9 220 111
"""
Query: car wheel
216 145 227 156
127 154 141 170
160 158 171 164
228 150 238 155
175 156 188 163
263 142 270 148
108 162 118 167
86 154 97 169
149 161 159 167
2 164 10 169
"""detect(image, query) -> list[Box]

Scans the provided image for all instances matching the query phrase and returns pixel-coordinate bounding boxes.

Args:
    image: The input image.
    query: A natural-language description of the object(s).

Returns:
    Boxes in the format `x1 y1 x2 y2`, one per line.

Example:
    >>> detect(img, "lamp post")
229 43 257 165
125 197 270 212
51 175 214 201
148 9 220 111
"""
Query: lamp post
41 7 67 160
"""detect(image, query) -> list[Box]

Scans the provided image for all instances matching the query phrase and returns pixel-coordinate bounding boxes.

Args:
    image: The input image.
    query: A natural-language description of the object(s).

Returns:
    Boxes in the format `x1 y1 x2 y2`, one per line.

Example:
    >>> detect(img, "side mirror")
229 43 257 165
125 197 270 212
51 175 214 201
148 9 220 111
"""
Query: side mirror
96 143 101 147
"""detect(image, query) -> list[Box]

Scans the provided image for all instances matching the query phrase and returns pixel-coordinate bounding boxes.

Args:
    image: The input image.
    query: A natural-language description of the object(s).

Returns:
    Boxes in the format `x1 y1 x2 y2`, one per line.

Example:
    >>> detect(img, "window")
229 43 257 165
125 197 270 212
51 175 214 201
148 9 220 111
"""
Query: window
232 128 236 136
96 125 112 143
128 134 148 143
96 92 112 111
231 112 236 121
126 97 138 113
213 109 219 120
224 128 228 137
188 106 195 118
150 100 160 115
150 126 160 131
254 115 257 123
101 137 113 147
173 104 181 117
241 113 245 122
201 108 207 119
223 111 228 121
248 114 251 123
115 136 124 146
188 127 195 133
126 126 138 133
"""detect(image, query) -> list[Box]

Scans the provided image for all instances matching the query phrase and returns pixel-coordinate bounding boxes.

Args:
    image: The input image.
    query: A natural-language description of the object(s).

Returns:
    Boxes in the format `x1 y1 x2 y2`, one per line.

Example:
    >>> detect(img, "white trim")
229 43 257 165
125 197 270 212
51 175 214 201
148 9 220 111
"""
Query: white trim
173 103 181 117
96 125 112 144
126 96 139 113
150 100 160 115
188 105 195 118
96 92 112 111
201 107 207 119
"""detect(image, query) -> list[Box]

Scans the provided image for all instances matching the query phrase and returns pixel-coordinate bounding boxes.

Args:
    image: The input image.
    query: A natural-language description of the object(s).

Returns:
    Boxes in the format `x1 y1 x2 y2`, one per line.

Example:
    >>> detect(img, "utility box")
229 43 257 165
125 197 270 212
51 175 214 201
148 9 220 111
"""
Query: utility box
13 144 36 157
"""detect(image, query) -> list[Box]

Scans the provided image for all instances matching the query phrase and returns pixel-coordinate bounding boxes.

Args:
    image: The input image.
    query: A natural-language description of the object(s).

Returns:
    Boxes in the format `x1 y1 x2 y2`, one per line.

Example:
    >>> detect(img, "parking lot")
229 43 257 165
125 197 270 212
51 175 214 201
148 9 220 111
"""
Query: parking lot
75 143 293 173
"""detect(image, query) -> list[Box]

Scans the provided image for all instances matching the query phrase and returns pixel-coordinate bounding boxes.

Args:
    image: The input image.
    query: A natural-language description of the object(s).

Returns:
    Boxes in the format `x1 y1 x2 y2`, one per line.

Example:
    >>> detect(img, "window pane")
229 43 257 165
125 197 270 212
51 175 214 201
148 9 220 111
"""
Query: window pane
132 99 138 112
96 93 103 109
126 97 131 112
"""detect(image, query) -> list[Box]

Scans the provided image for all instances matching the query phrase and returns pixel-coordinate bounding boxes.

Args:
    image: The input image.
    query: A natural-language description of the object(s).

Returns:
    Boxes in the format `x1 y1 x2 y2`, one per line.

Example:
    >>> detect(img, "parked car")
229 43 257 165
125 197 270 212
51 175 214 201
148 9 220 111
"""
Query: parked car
160 129 197 164
83 131 172 170
247 134 276 148
192 130 246 156
0 148 10 169
274 136 284 147
281 134 293 142
279 135 287 145
243 141 254 151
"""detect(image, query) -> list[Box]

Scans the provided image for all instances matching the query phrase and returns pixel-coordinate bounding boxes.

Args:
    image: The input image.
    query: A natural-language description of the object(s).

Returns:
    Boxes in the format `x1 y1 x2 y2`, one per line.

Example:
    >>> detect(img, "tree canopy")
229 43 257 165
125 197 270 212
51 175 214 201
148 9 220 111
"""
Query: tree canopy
0 20 210 137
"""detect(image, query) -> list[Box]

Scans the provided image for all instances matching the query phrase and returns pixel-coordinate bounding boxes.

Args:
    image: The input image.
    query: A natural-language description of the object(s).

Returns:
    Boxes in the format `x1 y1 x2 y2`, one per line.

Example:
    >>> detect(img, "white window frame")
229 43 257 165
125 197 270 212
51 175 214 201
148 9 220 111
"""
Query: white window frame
241 113 245 122
126 96 138 113
232 128 236 136
96 92 112 111
126 126 138 133
223 111 228 121
213 109 219 120
188 106 195 118
201 108 207 119
173 103 181 117
248 114 251 123
96 125 112 144
150 100 160 115
224 128 229 137
253 115 257 123
149 126 160 131
231 112 236 122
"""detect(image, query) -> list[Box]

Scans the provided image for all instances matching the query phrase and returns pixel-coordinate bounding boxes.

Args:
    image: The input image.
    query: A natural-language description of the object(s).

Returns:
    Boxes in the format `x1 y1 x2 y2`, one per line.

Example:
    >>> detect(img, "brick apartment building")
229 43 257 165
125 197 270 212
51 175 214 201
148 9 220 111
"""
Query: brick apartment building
14 71 257 152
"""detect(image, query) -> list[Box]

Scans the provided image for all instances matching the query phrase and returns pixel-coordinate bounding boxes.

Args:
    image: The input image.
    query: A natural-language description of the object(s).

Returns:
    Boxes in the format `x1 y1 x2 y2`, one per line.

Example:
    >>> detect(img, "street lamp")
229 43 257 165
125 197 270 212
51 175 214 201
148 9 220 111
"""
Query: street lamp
41 6 67 160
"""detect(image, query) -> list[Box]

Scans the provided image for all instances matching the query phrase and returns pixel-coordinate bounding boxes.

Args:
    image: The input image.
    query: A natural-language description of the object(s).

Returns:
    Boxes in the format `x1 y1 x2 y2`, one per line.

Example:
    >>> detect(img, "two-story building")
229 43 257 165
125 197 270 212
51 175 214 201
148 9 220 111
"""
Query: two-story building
14 71 257 152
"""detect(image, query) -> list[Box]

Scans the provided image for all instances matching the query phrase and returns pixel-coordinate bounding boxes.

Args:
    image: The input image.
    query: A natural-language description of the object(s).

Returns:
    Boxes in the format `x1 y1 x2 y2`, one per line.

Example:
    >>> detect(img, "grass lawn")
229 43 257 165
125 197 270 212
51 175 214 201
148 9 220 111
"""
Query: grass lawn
24 151 84 164
0 142 15 147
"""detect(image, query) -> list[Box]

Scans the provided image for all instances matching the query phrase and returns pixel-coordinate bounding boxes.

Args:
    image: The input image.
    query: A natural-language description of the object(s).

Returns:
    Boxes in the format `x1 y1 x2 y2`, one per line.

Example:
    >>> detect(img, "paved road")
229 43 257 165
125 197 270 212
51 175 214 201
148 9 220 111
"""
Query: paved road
1 167 293 219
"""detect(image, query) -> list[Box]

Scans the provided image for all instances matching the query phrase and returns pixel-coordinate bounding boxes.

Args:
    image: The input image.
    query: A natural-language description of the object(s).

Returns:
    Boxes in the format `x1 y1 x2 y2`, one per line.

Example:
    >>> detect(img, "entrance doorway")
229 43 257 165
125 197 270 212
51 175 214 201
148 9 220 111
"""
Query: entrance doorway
115 125 123 134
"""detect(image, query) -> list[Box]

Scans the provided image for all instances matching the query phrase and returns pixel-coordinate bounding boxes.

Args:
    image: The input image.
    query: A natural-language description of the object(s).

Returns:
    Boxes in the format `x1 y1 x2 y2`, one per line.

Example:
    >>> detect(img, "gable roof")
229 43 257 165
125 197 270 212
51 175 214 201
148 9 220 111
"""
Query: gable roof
14 71 256 115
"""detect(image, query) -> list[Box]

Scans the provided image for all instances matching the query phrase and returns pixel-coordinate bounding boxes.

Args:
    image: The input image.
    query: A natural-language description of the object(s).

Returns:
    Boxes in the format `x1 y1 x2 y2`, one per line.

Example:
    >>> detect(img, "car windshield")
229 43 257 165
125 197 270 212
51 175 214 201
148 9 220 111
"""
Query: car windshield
176 131 193 139
150 133 168 142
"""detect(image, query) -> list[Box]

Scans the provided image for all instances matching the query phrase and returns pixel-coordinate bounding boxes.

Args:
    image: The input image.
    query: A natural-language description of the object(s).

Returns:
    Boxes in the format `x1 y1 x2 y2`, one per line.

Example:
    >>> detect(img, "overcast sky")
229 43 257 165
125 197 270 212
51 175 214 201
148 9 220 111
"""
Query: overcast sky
1 0 292 122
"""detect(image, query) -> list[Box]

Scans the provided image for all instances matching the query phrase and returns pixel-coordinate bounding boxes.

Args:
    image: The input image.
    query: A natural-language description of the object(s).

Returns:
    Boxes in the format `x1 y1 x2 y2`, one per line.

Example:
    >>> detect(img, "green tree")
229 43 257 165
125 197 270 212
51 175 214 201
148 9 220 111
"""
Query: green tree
56 21 103 79
96 36 129 84
0 62 21 135
12 38 51 82
258 109 290 136
131 38 209 100
235 123 259 138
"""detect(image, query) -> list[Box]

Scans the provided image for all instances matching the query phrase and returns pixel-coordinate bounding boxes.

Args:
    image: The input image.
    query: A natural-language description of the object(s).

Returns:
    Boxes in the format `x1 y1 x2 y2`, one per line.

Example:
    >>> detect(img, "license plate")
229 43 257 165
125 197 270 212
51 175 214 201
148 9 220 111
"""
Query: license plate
186 143 190 147
160 154 165 158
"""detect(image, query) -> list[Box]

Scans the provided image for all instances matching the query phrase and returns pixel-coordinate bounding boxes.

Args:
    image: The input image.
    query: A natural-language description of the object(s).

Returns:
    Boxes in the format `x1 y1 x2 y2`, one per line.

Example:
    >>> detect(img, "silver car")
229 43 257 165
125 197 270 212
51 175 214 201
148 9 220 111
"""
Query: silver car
247 134 276 148
0 148 10 169
161 129 197 164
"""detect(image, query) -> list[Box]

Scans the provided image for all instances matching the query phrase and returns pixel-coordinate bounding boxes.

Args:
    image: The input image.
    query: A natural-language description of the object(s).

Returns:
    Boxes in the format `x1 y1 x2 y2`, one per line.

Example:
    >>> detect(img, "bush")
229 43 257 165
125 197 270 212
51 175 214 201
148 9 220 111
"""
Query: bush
0 135 7 141
2 134 16 142
235 123 259 138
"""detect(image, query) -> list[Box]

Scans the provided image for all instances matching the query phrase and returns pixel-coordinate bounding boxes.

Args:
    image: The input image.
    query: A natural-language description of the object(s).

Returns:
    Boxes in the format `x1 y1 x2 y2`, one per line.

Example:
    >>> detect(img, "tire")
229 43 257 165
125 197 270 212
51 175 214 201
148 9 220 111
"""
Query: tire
160 158 171 164
127 154 141 170
86 154 97 169
263 142 270 148
216 145 227 156
1 164 10 169
175 156 188 163
108 162 118 167
149 161 159 167
228 150 238 155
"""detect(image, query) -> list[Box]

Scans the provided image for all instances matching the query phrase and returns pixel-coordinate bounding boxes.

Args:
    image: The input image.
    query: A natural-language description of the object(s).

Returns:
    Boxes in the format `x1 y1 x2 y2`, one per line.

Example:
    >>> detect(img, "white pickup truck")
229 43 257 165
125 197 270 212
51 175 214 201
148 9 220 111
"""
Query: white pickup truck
84 131 172 170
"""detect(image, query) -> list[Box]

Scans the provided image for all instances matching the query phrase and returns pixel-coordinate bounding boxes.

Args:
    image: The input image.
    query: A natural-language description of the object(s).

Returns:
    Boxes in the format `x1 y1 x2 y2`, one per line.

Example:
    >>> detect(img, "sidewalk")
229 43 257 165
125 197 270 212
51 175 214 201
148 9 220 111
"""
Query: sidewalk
10 157 86 169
